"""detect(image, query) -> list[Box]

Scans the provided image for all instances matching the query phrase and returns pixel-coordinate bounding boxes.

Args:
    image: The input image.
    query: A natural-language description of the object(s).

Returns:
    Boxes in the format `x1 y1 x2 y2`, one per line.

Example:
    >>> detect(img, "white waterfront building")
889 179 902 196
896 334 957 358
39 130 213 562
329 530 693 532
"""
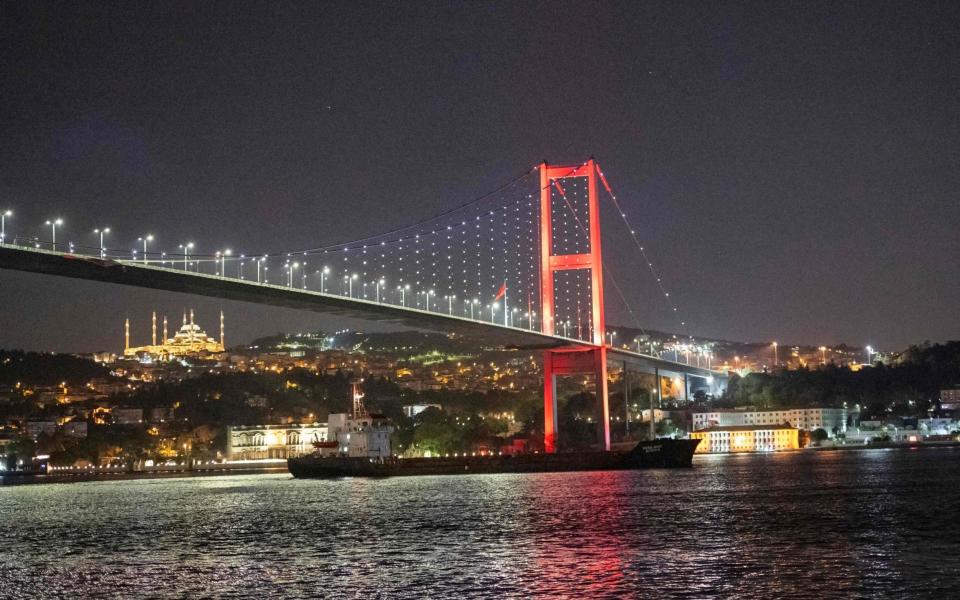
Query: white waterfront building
693 407 847 434
227 424 328 460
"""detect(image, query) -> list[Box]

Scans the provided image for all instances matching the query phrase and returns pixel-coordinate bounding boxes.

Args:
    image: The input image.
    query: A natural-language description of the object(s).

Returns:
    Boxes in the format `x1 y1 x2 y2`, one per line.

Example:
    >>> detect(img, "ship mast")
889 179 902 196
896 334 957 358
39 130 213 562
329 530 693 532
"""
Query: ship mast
351 378 366 419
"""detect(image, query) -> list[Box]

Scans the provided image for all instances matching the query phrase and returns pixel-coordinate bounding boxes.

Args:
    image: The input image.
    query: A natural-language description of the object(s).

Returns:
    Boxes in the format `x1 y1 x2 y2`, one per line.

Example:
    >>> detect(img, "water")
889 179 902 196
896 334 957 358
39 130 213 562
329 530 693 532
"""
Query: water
2 448 959 598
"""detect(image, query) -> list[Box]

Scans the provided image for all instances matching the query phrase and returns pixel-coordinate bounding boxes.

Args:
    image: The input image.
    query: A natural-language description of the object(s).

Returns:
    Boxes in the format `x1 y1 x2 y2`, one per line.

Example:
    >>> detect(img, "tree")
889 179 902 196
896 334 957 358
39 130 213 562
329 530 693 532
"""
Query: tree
811 428 829 443
411 407 459 455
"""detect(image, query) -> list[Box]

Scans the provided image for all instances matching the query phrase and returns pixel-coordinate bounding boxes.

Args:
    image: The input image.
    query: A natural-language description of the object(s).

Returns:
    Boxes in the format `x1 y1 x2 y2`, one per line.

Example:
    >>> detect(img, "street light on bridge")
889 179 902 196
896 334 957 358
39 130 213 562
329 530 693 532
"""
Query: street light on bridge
397 283 409 306
138 235 154 264
45 218 63 251
376 278 386 303
287 261 300 287
256 256 266 283
215 249 231 277
1 210 11 244
319 266 330 293
179 243 194 270
93 227 110 258
345 273 357 297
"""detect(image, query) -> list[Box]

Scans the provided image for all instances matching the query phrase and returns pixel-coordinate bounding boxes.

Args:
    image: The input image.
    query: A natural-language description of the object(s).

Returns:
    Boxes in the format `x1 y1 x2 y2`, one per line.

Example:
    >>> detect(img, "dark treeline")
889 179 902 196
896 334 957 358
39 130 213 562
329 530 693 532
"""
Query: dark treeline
720 342 960 419
0 350 109 386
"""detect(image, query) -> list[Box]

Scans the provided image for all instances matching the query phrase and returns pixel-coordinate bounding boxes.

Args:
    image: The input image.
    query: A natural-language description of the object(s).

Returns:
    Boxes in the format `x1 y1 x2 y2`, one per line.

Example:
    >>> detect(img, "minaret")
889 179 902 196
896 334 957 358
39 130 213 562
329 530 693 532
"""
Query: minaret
182 310 187 327
151 311 157 346
124 318 130 352
189 309 195 341
163 316 168 344
219 310 224 348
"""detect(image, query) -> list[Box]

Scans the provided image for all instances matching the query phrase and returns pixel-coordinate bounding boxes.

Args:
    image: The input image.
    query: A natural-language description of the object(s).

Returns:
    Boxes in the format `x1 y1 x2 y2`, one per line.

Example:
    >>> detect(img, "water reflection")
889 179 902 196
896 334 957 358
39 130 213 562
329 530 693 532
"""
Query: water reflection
1 448 959 598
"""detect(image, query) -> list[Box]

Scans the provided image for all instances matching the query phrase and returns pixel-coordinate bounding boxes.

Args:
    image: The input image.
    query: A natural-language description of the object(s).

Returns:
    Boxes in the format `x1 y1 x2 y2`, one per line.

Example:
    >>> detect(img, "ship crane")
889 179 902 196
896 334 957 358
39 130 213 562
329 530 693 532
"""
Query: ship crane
351 378 366 419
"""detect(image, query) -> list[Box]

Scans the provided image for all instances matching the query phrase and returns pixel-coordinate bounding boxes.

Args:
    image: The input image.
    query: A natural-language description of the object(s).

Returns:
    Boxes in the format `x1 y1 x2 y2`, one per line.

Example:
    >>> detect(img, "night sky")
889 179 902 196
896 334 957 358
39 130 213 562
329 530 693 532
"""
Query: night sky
1 1 958 353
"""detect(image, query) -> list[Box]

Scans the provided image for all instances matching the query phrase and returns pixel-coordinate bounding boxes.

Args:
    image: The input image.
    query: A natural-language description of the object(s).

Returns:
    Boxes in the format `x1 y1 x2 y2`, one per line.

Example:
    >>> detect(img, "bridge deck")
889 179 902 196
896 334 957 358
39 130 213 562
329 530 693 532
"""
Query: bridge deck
0 244 722 381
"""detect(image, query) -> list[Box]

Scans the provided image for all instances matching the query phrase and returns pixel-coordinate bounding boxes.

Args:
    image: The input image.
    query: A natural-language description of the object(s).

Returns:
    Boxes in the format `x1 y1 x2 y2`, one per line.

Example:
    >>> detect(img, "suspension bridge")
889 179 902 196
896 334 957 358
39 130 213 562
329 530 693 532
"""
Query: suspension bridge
0 159 725 452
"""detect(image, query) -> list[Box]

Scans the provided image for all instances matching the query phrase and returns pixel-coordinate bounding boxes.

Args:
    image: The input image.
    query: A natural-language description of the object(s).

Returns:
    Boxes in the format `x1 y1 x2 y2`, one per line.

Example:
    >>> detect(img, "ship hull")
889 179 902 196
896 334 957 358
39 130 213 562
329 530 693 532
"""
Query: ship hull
288 438 700 479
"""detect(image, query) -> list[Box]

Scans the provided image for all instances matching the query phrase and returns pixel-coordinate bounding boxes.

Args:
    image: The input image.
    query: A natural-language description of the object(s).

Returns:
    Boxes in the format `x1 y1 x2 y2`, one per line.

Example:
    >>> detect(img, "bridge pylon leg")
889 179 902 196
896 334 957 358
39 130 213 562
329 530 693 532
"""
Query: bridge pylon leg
542 346 610 453
595 347 610 450
543 351 558 454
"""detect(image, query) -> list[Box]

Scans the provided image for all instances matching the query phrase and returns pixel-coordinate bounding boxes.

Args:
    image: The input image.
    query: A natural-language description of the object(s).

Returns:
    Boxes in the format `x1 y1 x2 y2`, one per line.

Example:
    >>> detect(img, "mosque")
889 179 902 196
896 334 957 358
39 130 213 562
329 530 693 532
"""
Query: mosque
123 309 226 359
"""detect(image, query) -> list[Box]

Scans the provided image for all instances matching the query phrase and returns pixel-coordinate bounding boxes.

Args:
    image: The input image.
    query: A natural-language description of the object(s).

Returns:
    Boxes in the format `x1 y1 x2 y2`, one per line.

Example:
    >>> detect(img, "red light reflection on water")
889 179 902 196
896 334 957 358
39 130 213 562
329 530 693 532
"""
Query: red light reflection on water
524 470 631 597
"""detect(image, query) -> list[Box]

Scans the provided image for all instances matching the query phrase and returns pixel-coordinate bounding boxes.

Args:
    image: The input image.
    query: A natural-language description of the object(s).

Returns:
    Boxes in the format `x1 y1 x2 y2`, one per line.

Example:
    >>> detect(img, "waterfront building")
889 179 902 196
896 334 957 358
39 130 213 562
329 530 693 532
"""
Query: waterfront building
692 407 846 433
920 418 956 435
123 309 225 359
226 424 328 460
690 425 800 453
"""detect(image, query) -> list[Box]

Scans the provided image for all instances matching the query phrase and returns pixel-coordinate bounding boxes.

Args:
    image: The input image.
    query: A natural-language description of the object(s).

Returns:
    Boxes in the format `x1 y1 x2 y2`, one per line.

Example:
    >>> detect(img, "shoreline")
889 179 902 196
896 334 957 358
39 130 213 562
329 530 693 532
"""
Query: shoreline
1 465 289 486
6 443 960 486
809 441 960 452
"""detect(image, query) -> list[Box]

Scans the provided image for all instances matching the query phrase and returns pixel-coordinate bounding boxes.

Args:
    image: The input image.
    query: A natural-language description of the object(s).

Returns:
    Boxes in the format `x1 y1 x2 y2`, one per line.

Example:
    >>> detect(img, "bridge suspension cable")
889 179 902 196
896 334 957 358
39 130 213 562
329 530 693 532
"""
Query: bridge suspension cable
544 165 649 344
595 162 691 334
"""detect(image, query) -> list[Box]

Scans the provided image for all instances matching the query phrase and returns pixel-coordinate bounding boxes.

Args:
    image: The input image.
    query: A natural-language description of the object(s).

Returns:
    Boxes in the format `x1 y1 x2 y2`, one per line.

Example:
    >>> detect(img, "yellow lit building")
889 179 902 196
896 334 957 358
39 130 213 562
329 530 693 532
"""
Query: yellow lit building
123 309 225 359
226 424 328 460
690 425 800 454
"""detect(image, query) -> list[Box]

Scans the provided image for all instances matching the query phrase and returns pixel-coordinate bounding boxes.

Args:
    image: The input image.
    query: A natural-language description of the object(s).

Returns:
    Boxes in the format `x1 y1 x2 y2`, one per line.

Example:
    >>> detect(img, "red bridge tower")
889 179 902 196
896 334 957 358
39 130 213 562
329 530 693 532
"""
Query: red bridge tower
539 159 609 452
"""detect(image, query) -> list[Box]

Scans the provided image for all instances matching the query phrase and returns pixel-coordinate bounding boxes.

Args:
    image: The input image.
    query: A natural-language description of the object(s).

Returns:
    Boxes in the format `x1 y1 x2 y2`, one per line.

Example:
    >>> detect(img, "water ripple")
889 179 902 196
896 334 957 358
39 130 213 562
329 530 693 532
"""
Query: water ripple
2 448 959 598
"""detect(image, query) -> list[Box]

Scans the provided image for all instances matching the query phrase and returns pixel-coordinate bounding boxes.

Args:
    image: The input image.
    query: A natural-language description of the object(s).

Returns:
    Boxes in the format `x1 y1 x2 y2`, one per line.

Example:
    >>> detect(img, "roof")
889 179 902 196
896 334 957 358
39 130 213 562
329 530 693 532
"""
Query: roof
694 424 799 432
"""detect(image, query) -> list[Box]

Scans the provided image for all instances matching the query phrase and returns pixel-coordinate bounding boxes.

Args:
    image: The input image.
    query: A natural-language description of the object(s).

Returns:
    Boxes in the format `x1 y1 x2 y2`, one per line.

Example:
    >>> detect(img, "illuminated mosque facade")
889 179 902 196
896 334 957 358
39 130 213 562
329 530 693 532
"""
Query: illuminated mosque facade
123 309 225 359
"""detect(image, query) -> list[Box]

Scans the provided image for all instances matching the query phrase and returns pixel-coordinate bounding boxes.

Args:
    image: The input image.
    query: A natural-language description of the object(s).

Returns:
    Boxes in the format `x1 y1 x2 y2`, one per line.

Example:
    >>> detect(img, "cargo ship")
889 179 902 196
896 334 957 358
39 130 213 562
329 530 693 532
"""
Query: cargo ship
287 438 700 478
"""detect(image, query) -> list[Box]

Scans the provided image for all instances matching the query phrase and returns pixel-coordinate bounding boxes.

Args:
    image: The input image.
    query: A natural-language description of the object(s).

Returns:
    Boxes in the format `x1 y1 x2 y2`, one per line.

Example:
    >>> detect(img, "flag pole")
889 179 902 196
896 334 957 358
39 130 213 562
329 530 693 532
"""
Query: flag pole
503 280 508 327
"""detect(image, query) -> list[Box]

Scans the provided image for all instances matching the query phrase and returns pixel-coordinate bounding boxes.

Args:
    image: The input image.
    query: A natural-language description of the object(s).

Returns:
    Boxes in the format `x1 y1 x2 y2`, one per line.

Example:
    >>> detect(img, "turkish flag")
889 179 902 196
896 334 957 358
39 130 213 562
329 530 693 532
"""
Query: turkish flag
494 283 507 301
